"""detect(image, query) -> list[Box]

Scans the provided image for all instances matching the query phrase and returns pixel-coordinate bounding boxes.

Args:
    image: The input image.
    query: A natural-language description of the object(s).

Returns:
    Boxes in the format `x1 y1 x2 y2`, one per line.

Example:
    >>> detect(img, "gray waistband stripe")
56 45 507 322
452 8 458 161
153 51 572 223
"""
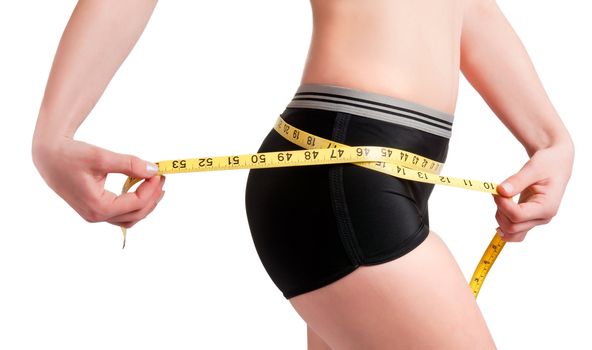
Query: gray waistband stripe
292 95 453 129
287 84 454 139
295 84 454 123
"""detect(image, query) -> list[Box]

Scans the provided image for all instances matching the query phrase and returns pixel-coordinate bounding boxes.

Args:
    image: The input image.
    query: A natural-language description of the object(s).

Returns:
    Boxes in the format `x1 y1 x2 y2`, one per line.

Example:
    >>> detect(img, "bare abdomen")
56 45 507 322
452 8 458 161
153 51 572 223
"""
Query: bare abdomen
302 0 464 114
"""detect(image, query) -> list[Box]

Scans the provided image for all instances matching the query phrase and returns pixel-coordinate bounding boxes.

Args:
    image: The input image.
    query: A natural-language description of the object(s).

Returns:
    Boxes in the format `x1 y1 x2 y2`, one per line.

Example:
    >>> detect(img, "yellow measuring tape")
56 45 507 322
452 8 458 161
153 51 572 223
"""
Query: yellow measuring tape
120 116 506 298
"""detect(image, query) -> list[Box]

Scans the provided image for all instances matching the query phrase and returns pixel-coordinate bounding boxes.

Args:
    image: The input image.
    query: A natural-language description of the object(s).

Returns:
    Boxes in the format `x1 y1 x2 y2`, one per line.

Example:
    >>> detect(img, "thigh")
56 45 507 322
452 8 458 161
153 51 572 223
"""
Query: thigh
289 231 497 350
308 325 332 350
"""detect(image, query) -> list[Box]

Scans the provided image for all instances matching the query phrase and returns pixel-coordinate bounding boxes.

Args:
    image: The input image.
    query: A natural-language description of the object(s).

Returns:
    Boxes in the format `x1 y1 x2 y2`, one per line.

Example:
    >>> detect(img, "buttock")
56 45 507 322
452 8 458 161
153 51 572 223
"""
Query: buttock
244 84 452 299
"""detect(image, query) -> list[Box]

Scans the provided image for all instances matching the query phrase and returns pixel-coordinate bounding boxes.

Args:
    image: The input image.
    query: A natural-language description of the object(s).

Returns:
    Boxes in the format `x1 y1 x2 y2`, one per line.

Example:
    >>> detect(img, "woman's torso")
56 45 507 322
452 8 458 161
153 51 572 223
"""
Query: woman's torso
302 0 466 115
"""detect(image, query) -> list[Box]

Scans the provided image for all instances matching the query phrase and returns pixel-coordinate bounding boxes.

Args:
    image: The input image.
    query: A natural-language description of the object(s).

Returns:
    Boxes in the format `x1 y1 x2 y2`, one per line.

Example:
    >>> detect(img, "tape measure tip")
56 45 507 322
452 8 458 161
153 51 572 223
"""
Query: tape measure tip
121 227 127 249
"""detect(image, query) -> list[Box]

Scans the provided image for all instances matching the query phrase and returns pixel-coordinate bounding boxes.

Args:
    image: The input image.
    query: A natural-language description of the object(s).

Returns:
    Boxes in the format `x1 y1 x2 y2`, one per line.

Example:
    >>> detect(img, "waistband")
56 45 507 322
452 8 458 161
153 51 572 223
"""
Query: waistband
286 84 454 139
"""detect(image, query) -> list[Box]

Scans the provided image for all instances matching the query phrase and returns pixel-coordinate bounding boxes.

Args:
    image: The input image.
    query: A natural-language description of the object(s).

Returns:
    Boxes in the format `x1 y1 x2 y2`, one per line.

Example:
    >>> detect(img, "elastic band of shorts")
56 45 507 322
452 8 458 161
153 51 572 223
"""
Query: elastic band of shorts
287 84 454 139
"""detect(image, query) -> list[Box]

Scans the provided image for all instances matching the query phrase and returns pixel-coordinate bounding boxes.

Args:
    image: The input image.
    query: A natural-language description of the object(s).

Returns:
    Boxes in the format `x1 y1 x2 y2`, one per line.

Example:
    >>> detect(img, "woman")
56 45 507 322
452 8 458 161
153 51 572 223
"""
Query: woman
32 0 574 348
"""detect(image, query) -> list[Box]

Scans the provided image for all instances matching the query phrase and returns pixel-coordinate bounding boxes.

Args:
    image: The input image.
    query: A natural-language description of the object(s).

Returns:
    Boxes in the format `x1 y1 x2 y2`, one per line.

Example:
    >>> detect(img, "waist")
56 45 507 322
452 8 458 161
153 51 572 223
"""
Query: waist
286 84 454 139
279 84 452 164
304 0 462 113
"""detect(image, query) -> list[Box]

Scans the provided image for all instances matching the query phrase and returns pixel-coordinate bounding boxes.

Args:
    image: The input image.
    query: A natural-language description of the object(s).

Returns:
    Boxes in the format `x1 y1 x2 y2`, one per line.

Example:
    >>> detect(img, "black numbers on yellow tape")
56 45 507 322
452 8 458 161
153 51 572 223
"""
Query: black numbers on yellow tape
470 233 506 297
119 116 506 299
150 148 495 194
172 159 185 168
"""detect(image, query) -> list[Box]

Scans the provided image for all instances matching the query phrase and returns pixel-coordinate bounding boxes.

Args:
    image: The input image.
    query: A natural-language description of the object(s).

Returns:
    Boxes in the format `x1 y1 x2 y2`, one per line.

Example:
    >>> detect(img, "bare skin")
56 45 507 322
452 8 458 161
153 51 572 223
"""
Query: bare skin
32 0 164 228
297 0 573 348
32 0 574 349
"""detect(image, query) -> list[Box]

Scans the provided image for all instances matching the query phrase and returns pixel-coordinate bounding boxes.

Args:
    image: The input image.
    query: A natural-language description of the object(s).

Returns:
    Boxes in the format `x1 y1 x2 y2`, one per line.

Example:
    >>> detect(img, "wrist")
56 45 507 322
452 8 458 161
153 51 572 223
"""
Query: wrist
528 135 575 176
32 110 75 150
525 127 574 158
31 125 73 170
549 132 573 155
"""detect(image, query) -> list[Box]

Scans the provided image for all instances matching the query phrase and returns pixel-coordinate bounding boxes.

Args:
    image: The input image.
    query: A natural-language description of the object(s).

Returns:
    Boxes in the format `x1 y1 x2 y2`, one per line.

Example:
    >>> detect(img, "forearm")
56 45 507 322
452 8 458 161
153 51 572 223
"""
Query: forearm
460 0 573 157
32 0 157 151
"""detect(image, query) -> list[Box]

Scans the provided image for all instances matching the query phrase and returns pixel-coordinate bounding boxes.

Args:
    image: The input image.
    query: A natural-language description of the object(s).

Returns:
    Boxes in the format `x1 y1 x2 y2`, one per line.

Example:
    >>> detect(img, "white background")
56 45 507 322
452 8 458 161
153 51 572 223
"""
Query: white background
1 1 590 349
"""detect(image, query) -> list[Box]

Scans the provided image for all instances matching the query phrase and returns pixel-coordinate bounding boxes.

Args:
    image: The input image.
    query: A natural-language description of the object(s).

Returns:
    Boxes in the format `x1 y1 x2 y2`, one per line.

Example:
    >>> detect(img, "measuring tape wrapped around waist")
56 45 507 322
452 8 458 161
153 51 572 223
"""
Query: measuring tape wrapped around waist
120 116 506 298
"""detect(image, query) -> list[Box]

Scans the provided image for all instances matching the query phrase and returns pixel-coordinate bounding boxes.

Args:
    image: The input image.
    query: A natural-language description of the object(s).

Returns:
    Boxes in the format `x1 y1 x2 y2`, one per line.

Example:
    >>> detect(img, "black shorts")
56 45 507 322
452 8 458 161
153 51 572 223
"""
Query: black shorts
244 84 453 299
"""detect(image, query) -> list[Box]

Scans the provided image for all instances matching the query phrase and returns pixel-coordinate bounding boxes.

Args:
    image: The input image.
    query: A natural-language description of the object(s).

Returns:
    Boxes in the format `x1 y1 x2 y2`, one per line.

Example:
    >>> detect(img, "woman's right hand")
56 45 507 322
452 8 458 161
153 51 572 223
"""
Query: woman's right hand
30 0 161 228
32 136 166 229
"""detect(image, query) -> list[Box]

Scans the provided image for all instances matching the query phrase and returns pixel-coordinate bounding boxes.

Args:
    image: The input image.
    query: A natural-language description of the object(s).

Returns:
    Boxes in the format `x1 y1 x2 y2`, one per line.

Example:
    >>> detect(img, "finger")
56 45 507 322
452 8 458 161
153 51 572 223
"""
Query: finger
109 190 165 228
97 148 160 178
110 176 165 217
108 219 136 229
497 228 528 242
497 160 540 198
108 190 165 223
99 175 165 219
495 209 550 235
493 194 548 222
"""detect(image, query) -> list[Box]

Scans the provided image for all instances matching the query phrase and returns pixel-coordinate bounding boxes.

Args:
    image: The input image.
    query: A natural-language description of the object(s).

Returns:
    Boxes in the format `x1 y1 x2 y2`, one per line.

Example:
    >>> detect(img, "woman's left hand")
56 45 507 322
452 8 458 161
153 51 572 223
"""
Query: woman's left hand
493 142 574 242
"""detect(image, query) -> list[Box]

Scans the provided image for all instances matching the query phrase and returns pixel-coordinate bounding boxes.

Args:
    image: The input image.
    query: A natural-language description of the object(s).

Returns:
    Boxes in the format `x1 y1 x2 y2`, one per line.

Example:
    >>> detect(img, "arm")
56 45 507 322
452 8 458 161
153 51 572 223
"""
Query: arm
460 0 574 242
32 0 165 228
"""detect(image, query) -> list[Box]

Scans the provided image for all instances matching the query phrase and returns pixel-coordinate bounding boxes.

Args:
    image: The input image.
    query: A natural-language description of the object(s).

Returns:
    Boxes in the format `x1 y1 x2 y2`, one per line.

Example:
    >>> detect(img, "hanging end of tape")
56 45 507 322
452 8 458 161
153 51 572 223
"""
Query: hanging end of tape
121 226 127 249
120 175 138 250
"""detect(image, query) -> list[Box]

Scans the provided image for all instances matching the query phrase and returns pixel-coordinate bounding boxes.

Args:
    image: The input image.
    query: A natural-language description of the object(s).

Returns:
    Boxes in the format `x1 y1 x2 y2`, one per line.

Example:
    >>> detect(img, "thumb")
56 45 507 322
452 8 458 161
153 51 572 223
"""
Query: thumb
497 160 539 198
99 149 159 178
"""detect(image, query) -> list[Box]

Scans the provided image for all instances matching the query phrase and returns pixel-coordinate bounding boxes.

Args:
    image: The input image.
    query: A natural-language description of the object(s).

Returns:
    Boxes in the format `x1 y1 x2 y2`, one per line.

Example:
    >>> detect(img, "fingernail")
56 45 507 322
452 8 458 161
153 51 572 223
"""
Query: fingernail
147 162 159 174
500 183 513 194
